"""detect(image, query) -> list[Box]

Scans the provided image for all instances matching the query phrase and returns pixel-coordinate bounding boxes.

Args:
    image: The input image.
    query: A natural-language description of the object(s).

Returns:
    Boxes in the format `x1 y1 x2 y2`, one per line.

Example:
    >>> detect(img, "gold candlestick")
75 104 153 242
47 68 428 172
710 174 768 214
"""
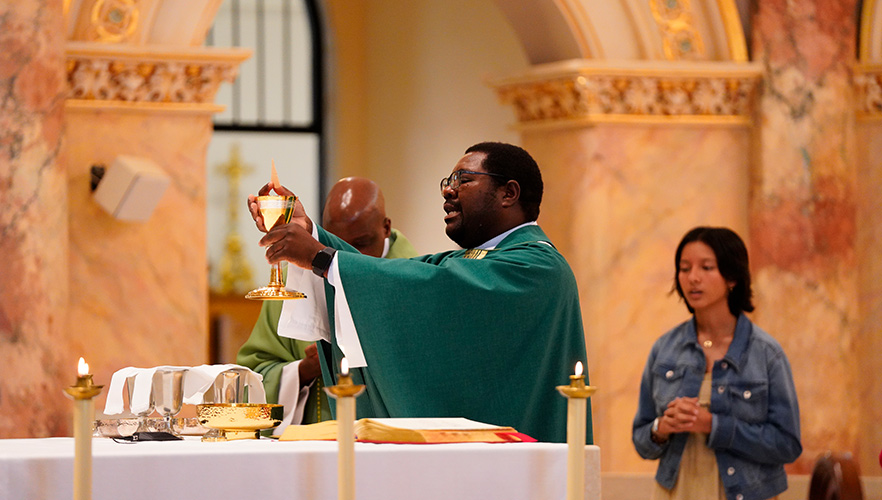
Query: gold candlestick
556 361 596 500
324 358 365 500
63 358 104 500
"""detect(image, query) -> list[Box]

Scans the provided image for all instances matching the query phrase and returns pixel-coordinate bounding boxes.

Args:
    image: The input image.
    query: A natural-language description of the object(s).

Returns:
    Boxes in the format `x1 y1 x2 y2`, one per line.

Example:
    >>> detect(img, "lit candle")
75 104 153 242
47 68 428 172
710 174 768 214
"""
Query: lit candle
63 357 104 500
324 357 364 500
556 361 596 500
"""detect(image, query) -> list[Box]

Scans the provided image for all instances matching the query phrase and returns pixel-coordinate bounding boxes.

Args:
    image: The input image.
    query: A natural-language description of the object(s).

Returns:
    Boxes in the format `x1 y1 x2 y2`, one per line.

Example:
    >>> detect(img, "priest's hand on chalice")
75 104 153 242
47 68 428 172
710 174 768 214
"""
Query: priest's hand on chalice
247 182 312 233
259 219 326 271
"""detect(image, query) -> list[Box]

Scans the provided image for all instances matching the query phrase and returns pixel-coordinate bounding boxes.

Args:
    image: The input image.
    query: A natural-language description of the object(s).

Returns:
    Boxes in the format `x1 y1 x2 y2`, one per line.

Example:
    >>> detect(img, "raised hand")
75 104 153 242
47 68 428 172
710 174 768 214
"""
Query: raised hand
247 182 311 233
259 220 324 270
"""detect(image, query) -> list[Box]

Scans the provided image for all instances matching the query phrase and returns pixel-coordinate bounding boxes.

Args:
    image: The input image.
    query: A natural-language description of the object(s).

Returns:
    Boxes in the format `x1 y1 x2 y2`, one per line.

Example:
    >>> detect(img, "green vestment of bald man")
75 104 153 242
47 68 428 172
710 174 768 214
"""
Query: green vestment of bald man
237 229 417 425
307 223 592 443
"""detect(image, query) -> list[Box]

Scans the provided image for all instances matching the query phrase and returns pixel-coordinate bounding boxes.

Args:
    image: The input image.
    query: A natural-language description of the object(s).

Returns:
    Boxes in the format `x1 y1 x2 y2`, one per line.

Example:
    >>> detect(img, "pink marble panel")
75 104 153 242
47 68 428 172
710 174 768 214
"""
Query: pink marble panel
752 0 860 474
0 0 70 437
524 123 751 471
62 109 213 417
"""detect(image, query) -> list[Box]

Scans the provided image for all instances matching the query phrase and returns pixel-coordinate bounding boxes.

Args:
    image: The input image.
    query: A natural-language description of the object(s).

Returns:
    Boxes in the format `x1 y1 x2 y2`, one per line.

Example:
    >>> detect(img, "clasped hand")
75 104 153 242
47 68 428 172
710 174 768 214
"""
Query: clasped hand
247 182 325 270
654 397 712 440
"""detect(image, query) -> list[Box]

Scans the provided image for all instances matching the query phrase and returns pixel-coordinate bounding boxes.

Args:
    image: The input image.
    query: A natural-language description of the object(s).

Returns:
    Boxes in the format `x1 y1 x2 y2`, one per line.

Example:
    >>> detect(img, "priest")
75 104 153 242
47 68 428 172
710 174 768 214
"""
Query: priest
249 142 592 443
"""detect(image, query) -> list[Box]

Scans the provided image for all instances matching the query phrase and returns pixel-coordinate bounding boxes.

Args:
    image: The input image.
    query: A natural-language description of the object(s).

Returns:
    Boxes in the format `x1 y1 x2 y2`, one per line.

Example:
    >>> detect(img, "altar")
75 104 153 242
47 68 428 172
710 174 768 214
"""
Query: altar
0 437 601 500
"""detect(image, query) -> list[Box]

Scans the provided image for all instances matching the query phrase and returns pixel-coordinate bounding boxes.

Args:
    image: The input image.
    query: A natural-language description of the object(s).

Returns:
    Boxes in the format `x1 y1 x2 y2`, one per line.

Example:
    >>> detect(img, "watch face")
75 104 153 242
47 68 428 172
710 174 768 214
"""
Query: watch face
312 248 335 277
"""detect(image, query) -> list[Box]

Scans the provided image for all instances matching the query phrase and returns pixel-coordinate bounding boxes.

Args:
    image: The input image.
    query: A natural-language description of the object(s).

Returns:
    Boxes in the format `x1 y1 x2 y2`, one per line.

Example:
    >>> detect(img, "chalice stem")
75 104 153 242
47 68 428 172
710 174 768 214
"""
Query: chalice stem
269 262 284 287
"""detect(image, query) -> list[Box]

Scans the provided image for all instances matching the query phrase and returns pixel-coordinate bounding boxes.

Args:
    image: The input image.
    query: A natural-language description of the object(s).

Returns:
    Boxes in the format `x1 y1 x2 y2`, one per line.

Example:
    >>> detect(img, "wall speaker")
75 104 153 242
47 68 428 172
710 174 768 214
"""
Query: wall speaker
92 155 171 222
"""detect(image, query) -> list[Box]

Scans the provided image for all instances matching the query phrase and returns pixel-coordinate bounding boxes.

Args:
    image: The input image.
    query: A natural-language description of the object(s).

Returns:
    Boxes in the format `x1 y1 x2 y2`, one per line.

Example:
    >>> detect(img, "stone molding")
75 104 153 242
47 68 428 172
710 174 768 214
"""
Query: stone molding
65 42 251 113
491 60 764 128
855 64 882 121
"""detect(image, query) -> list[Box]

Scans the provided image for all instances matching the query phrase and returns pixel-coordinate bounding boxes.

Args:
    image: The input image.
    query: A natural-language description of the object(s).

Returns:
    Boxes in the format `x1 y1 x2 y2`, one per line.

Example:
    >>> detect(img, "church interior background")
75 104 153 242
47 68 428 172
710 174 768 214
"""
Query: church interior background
1 0 881 497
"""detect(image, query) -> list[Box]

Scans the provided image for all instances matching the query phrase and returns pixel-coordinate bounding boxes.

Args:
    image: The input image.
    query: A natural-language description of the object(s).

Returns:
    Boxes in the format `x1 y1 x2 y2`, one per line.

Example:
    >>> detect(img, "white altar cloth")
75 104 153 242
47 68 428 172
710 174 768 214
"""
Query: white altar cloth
0 437 601 500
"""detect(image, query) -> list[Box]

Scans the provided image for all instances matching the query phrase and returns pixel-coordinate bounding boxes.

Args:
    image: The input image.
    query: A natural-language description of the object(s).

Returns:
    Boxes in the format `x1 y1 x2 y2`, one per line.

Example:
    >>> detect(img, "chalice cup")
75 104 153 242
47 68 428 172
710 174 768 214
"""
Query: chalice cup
245 195 307 300
201 368 250 441
126 375 155 434
153 368 187 435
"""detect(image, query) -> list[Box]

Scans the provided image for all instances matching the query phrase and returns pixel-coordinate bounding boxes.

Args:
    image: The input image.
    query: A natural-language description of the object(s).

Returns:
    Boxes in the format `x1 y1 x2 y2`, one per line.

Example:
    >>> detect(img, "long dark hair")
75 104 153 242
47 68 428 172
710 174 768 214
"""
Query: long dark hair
673 226 755 316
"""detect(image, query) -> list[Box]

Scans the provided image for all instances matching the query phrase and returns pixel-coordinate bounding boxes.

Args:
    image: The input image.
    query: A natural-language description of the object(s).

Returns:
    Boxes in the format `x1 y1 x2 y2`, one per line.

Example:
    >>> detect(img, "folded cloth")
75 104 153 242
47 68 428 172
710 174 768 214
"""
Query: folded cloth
181 364 266 405
105 367 158 415
104 365 266 416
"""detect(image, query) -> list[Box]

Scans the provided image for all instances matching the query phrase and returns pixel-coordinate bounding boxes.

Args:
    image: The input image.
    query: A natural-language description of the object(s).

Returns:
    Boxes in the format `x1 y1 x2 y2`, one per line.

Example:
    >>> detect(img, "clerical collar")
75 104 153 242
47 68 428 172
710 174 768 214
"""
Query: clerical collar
380 237 390 258
475 221 538 250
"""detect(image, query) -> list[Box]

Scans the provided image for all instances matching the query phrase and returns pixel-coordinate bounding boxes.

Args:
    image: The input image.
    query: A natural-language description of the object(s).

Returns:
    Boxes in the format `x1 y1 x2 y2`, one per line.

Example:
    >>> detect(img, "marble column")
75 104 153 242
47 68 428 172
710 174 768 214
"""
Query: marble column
0 0 70 436
751 0 860 473
494 61 763 471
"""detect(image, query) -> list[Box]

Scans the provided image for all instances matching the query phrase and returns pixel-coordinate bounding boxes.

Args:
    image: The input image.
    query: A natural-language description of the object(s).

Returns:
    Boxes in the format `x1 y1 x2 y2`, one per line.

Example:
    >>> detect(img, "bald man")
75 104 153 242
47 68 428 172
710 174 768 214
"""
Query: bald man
322 177 415 259
237 177 417 432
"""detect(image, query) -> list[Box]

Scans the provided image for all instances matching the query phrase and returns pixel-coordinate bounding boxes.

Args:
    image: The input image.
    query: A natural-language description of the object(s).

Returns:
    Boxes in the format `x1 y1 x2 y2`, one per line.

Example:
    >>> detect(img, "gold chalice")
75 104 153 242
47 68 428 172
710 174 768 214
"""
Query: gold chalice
196 403 284 441
246 195 307 300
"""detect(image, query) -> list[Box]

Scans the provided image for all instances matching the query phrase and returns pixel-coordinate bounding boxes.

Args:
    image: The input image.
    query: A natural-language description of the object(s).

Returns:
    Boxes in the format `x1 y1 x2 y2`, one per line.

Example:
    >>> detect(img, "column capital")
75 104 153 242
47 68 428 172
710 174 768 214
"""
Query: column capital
65 42 251 114
491 60 763 129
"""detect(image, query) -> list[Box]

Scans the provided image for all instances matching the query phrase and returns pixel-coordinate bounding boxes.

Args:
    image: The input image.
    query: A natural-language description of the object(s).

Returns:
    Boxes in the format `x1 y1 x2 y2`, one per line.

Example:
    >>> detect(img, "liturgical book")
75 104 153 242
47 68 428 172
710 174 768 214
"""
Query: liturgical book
279 417 536 443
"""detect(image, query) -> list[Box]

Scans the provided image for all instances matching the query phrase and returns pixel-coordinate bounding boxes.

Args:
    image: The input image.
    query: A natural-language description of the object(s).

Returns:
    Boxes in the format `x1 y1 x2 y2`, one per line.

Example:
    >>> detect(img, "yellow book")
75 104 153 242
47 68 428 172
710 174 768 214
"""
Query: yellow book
279 417 535 443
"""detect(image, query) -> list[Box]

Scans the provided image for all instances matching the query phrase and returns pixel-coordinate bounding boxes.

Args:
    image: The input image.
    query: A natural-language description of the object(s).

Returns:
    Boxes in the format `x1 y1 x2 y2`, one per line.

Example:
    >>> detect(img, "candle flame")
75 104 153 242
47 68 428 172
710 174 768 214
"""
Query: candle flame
341 357 349 377
77 357 89 376
574 361 583 377
271 159 281 189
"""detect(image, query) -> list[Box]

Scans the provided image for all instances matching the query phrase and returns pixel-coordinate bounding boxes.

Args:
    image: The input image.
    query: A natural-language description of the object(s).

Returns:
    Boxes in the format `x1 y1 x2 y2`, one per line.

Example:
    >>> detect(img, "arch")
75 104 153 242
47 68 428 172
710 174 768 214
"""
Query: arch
494 0 749 63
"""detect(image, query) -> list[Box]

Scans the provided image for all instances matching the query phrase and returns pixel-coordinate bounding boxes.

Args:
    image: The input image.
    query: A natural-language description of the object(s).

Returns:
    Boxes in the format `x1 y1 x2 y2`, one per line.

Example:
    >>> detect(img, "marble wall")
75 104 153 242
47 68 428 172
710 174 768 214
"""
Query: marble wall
0 0 247 435
492 0 882 478
63 107 214 416
750 0 865 474
524 124 752 473
0 0 70 437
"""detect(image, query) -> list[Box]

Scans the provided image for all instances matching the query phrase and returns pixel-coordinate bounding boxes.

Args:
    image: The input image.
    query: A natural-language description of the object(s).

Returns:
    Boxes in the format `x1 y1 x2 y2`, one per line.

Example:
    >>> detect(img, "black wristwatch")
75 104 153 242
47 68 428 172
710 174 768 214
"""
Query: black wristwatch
311 247 337 277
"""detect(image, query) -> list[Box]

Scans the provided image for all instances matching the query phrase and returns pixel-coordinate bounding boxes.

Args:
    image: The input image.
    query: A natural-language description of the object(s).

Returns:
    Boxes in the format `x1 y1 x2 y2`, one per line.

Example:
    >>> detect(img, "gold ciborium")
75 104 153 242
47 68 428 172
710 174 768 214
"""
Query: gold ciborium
245 195 307 300
196 403 284 441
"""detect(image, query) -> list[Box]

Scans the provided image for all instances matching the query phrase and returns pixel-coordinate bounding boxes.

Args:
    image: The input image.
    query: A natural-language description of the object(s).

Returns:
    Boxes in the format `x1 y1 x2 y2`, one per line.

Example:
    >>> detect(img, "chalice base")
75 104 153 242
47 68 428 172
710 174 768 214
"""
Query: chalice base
245 285 307 300
201 429 262 442
197 403 284 442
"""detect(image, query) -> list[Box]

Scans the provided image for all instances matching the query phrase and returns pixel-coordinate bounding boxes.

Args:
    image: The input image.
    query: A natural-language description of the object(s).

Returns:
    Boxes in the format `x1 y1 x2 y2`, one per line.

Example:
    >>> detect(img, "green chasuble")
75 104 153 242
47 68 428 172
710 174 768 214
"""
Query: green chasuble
237 229 417 424
317 224 592 444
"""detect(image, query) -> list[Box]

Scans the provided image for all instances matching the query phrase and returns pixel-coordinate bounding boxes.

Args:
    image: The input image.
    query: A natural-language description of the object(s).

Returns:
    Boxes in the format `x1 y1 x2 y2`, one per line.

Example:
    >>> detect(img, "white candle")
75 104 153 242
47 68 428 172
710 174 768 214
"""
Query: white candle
337 357 355 500
73 358 94 500
324 357 363 500
566 361 587 500
337 398 355 500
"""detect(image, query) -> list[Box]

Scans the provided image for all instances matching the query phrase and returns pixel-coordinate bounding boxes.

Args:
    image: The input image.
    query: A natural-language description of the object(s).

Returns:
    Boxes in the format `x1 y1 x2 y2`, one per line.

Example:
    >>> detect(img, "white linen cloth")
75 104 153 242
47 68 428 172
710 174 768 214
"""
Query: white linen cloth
274 361 312 435
0 438 603 500
104 364 266 415
277 224 367 367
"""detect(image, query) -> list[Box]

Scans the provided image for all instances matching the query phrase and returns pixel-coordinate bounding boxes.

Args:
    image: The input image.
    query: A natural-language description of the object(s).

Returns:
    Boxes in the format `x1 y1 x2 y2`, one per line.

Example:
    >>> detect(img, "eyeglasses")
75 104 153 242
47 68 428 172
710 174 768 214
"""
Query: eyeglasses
440 170 508 192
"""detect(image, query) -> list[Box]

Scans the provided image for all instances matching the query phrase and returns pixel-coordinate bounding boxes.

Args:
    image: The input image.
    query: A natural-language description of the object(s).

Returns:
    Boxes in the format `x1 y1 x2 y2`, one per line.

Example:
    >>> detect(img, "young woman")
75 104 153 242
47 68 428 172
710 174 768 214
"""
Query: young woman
633 227 802 500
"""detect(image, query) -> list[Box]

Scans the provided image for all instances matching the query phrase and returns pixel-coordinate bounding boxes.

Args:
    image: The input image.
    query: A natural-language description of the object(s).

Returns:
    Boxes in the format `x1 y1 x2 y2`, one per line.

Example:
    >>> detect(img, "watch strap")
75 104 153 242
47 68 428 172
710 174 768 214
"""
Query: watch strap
311 247 337 278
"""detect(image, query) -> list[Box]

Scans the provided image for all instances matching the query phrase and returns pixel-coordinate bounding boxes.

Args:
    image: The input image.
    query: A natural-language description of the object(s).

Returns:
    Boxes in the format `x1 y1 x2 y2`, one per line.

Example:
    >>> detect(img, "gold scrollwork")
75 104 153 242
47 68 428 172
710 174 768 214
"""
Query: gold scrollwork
854 66 882 120
66 56 241 104
463 249 488 260
649 0 706 60
494 72 761 126
91 0 140 43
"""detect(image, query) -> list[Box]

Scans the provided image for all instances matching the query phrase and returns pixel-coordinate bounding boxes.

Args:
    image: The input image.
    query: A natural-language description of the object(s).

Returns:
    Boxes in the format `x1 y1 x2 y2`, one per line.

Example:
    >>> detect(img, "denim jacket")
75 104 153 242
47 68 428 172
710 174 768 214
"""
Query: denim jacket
632 314 802 500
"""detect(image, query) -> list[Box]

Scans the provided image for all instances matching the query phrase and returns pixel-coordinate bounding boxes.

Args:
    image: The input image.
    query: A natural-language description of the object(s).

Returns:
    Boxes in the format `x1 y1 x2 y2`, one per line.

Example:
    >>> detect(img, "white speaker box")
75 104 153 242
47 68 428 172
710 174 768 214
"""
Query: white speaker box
93 155 171 222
